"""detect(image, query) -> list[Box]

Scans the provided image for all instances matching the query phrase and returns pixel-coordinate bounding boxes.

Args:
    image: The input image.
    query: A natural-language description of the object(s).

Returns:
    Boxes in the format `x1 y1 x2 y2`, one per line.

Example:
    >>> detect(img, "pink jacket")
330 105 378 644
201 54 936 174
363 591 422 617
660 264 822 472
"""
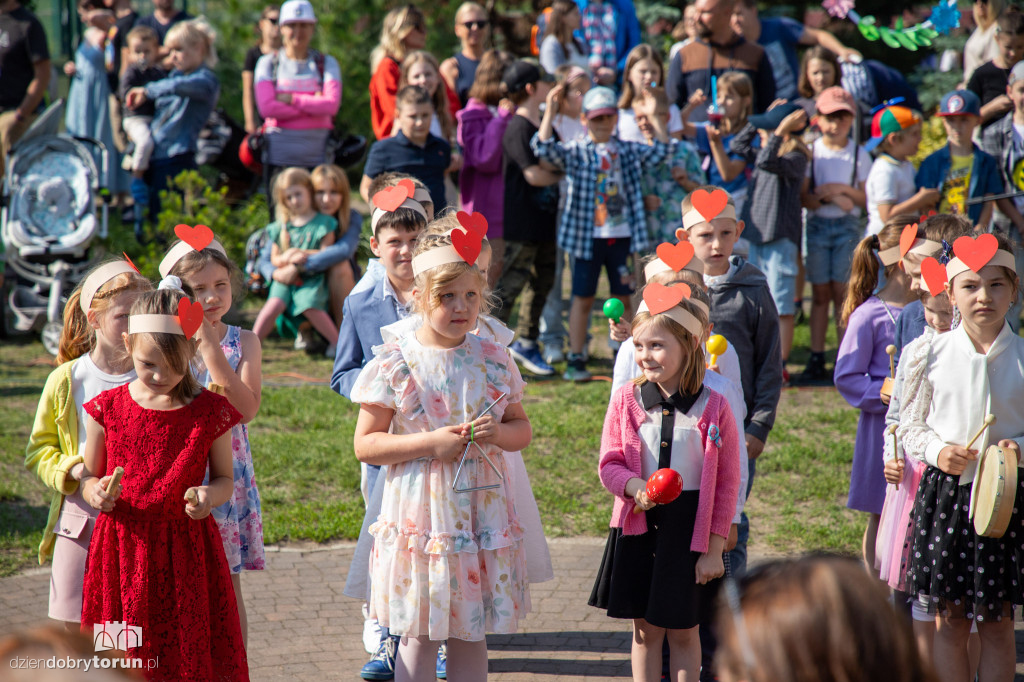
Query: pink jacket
599 384 741 553
253 50 342 131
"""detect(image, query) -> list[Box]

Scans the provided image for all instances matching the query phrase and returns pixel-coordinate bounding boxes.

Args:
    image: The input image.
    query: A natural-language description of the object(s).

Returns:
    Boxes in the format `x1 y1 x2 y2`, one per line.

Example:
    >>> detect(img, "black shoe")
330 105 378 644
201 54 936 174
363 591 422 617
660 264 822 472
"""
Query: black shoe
798 353 830 384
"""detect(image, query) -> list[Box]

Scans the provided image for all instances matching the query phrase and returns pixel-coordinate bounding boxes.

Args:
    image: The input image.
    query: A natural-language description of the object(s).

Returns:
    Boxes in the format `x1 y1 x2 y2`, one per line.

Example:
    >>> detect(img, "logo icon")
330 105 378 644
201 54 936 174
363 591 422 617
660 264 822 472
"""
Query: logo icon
94 621 143 652
946 94 964 114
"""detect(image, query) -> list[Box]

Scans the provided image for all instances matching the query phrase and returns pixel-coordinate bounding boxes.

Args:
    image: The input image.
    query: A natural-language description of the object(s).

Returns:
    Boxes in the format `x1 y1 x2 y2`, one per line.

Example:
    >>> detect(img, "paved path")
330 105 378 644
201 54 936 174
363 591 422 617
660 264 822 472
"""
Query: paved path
4 537 1024 680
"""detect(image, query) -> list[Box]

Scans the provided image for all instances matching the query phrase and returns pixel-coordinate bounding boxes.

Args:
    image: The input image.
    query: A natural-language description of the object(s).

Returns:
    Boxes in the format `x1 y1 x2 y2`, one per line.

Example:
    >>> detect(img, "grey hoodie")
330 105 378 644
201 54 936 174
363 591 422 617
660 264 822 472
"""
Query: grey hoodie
708 256 783 444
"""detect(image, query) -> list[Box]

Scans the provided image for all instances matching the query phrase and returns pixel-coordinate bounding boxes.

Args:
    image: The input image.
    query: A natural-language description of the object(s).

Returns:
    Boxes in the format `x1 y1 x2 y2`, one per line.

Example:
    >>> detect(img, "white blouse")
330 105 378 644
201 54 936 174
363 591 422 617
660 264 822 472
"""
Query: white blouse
635 384 709 488
898 322 1024 486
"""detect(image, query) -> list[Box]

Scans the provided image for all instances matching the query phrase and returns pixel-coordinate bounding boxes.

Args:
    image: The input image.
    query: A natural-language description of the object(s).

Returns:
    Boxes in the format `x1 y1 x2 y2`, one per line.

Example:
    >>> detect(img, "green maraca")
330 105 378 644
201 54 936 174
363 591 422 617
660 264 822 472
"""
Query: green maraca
603 298 624 323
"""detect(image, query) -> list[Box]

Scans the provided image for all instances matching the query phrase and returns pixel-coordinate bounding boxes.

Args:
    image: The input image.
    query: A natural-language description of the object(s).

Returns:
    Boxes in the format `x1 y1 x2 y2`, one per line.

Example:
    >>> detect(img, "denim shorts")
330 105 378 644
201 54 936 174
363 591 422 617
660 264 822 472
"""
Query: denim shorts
570 237 633 298
747 238 798 316
803 214 863 285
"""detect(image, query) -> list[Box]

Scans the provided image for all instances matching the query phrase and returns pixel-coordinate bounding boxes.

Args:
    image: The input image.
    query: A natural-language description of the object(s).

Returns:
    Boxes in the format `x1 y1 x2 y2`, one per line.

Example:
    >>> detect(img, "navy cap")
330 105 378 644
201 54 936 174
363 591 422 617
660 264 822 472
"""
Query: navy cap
938 90 981 117
746 102 807 133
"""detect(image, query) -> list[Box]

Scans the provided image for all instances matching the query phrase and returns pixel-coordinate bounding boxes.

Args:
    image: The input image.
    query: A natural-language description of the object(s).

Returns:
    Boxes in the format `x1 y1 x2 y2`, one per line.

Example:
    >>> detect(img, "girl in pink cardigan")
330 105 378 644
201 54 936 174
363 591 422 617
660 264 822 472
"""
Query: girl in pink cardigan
589 290 741 682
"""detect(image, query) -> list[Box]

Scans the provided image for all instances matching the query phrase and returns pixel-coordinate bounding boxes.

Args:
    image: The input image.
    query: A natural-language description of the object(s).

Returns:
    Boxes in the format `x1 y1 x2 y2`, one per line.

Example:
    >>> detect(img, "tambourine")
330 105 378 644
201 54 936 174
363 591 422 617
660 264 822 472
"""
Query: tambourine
973 445 1018 538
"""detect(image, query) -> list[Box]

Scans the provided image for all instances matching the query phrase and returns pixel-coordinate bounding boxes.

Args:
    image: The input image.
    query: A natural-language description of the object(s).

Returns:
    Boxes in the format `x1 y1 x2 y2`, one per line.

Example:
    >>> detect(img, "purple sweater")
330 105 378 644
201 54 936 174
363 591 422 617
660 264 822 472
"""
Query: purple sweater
599 384 741 553
456 99 513 237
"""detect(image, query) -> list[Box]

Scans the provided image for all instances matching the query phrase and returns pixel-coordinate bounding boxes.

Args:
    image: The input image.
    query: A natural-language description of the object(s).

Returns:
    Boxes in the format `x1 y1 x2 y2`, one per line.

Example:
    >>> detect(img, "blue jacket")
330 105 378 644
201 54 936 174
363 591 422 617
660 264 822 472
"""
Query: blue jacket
329 274 403 399
915 144 1004 225
259 209 363 282
144 66 219 160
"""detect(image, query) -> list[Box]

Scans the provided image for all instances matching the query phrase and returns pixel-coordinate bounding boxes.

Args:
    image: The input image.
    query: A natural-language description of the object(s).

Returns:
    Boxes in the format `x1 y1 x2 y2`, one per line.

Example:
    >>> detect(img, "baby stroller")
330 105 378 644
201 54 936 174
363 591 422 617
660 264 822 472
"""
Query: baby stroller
1 99 109 355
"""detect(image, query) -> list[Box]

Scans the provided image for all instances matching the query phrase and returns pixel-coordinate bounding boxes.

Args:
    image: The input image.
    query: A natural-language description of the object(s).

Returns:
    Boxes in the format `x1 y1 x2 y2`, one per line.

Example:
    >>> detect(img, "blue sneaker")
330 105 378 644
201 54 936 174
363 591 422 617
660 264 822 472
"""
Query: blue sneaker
509 339 555 376
435 643 446 679
360 636 397 680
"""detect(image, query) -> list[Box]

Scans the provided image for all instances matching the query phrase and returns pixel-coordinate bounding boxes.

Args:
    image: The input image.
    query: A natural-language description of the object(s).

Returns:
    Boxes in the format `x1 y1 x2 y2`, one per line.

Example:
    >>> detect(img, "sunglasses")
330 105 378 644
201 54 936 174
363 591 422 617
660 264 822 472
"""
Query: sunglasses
265 16 279 24
462 20 488 30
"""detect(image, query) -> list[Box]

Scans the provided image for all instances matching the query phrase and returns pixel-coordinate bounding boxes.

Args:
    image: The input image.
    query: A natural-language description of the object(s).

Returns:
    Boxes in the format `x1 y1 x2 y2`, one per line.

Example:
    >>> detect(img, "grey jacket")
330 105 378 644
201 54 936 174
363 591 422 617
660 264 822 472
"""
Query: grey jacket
708 257 783 443
736 131 808 245
981 112 1018 230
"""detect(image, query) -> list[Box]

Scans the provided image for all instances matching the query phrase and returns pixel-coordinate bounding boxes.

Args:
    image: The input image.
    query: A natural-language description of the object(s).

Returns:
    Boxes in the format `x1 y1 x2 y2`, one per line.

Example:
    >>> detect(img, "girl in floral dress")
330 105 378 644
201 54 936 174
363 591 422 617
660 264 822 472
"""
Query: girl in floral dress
352 229 532 679
165 237 265 646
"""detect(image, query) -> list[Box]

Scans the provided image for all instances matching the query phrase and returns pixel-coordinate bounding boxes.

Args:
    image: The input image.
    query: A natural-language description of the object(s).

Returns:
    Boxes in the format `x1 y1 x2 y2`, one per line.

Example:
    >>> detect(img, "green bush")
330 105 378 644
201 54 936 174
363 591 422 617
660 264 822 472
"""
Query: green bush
100 170 269 280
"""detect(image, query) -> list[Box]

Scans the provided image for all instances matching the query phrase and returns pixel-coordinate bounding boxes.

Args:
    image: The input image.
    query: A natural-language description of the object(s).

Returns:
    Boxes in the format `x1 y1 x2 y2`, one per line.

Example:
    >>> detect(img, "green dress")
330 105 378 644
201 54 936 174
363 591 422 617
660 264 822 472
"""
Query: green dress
266 213 337 316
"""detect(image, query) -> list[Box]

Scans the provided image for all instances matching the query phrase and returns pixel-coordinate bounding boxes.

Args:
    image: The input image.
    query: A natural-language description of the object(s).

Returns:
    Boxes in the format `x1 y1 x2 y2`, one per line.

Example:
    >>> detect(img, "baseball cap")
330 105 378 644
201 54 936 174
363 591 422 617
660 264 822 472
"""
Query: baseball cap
864 105 921 151
501 60 554 95
1010 62 1024 85
280 0 316 25
583 86 618 119
747 102 807 133
816 86 857 116
937 89 981 117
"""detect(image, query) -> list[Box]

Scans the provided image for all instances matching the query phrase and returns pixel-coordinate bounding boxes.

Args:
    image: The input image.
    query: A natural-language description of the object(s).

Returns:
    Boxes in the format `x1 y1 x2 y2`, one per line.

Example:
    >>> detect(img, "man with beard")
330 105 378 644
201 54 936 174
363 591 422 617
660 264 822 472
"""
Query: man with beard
665 0 774 122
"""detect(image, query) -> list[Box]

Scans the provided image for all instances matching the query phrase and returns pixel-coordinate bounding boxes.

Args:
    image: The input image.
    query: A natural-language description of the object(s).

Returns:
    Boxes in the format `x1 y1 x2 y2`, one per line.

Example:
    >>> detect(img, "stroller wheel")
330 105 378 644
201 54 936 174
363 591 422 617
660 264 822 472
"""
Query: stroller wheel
42 321 62 356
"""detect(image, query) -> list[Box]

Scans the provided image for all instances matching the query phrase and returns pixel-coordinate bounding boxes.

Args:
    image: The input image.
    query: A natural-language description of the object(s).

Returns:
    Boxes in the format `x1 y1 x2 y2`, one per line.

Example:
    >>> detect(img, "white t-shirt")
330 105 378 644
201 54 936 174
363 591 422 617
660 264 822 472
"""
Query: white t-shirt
593 141 631 239
806 138 872 219
963 22 1000 84
71 354 136 454
866 154 917 236
616 104 684 143
553 114 587 143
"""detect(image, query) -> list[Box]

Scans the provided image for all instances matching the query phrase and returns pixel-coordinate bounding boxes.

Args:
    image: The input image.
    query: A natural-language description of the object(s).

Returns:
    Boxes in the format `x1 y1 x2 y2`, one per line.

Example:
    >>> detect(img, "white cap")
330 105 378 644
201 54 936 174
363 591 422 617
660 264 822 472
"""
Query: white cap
280 0 316 24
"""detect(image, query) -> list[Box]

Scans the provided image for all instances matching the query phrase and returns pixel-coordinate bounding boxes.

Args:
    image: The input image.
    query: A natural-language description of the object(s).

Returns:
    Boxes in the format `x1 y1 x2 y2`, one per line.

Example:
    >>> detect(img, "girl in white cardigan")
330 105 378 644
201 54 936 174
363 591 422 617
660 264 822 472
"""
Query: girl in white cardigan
900 233 1024 682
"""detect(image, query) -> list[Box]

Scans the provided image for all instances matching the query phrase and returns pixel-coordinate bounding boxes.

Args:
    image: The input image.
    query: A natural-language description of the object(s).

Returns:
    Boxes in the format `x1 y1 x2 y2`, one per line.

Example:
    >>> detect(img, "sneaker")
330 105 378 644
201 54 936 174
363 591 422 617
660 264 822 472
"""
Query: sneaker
542 345 565 365
509 339 555 376
435 643 447 679
361 604 381 654
360 636 398 680
563 354 591 382
294 328 310 351
798 353 830 384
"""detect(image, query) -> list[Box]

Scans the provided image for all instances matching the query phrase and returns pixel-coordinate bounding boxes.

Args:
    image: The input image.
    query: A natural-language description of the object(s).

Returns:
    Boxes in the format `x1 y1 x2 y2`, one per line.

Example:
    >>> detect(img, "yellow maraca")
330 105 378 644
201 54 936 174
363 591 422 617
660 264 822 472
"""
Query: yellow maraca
707 334 728 368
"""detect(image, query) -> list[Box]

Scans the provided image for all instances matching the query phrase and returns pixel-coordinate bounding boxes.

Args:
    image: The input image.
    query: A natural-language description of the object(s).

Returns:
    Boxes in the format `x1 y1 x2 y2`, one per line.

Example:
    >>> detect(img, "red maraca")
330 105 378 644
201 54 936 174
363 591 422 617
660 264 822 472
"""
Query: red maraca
632 468 683 513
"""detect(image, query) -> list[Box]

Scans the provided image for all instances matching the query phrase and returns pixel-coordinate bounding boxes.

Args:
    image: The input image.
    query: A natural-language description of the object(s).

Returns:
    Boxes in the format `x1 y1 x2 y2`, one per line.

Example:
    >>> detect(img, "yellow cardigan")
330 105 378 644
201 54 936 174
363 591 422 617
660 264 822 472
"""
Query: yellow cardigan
24 361 83 564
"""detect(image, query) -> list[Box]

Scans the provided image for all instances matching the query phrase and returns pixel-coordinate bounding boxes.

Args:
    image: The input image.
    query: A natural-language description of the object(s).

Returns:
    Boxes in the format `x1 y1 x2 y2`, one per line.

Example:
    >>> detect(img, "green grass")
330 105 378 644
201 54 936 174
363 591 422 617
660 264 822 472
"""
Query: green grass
0 299 866 577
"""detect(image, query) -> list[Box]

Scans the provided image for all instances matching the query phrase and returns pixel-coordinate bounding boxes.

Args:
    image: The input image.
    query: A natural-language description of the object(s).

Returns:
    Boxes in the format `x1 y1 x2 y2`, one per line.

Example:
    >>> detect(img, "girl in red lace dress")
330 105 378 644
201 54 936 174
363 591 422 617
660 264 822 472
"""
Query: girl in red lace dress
79 284 248 682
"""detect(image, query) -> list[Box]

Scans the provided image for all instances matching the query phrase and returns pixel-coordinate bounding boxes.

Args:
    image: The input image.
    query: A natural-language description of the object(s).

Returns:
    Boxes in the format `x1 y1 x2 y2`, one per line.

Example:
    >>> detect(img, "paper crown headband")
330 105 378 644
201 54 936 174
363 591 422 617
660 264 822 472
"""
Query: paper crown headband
645 240 705 281
921 256 948 297
128 278 204 339
878 223 942 267
682 188 735 229
158 224 227 278
945 234 1017 280
371 179 428 231
411 212 489 277
79 257 141 314
637 283 704 340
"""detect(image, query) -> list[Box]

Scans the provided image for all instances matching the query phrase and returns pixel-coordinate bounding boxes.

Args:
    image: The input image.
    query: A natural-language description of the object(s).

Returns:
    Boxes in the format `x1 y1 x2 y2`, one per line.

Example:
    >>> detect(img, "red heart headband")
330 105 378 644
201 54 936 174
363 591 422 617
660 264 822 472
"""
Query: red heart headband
920 257 948 297
646 241 704 281
371 179 428 230
411 216 488 276
946 234 1016 280
80 259 142 314
638 282 704 339
879 223 942 267
128 298 203 340
682 188 735 229
158 224 228 277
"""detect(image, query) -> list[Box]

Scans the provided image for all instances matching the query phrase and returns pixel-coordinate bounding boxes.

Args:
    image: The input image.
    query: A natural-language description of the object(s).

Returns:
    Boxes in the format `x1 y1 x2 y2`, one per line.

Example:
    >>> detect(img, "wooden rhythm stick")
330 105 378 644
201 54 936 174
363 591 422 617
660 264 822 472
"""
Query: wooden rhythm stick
184 488 199 505
887 425 899 491
966 414 997 451
885 345 896 378
105 466 124 495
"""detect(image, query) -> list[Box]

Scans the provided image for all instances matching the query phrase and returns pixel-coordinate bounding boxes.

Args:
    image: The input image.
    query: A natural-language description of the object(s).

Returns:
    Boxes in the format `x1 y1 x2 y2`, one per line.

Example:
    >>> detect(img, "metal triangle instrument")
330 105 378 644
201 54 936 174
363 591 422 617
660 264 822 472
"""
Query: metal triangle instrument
453 392 507 493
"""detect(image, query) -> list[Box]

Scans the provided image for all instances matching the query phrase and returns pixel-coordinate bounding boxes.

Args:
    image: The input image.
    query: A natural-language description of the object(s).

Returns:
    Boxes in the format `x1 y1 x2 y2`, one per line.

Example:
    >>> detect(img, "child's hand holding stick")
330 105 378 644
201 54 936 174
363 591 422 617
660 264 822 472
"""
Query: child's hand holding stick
184 487 213 520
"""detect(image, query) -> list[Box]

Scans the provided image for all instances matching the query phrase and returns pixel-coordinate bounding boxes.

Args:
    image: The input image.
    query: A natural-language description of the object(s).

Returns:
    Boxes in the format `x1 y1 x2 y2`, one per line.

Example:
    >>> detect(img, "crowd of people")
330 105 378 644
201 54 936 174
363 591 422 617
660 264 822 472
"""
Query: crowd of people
11 0 1024 680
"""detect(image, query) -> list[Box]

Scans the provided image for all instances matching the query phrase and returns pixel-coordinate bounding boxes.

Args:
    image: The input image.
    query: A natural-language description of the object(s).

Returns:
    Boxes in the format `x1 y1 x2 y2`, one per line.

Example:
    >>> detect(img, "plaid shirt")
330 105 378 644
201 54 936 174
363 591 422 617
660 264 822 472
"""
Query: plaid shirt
581 2 617 73
532 133 672 261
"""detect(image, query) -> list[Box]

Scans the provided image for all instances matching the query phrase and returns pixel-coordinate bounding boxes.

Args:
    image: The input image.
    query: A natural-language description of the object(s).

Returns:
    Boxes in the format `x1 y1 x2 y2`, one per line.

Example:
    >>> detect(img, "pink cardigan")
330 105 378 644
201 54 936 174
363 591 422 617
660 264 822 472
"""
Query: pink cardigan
599 384 741 553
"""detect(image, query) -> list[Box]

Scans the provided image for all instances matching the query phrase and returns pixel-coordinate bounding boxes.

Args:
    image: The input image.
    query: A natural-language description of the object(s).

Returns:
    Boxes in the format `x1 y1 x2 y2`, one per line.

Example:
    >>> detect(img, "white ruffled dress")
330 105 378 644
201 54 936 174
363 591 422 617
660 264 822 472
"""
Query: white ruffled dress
351 331 531 641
